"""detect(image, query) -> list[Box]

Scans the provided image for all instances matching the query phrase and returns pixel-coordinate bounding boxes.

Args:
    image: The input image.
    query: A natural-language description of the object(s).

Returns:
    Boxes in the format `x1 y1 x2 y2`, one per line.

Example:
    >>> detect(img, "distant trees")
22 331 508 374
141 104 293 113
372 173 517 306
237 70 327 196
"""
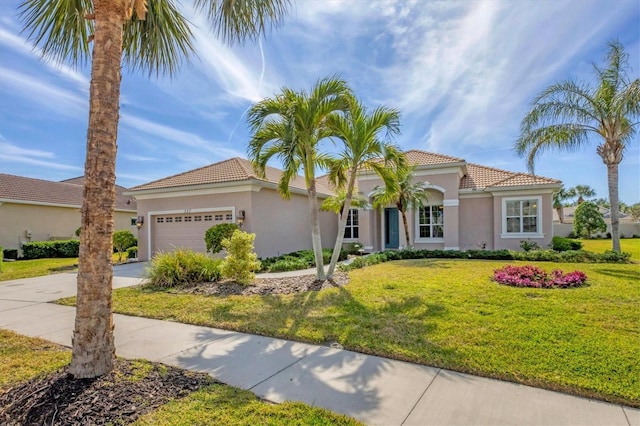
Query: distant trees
574 202 607 238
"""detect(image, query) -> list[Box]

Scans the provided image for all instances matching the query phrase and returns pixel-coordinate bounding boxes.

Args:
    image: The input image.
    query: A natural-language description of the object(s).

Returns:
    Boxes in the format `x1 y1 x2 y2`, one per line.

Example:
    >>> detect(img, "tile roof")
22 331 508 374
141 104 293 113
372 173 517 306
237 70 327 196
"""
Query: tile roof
0 174 136 211
128 157 333 195
405 150 466 166
460 163 560 190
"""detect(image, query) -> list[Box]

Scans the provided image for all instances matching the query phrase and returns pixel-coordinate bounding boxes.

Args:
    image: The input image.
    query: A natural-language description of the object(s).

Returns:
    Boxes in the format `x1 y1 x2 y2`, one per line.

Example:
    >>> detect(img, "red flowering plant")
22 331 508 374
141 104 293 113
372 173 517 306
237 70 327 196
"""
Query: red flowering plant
493 265 586 288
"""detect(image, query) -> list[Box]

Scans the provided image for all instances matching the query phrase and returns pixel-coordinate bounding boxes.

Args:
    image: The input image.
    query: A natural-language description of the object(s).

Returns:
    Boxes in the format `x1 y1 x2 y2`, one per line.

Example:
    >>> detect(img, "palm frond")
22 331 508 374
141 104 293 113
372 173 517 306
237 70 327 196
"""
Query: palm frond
122 0 194 77
193 0 290 45
19 0 93 66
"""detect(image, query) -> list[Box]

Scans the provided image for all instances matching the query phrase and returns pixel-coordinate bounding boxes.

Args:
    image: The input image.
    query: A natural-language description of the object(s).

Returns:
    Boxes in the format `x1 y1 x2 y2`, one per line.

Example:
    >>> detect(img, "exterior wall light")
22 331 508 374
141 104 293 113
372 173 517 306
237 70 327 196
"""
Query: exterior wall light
237 210 246 227
135 216 144 229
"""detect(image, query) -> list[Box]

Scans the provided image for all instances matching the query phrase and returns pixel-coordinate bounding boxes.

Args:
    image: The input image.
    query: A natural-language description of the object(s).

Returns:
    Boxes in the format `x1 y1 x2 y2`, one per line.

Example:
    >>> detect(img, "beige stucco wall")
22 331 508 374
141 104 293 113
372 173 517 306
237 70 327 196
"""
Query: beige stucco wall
0 202 136 252
134 187 337 260
459 196 494 250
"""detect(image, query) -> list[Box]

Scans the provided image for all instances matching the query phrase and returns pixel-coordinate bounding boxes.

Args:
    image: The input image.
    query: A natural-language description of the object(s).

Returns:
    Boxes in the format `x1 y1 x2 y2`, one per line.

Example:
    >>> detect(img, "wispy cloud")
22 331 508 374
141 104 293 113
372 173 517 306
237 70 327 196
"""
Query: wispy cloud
0 27 89 89
0 141 82 171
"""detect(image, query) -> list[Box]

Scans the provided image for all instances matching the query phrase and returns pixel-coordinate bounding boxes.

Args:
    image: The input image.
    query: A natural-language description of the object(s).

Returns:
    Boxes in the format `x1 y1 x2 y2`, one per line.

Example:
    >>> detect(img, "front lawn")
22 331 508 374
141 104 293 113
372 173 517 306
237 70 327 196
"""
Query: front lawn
81 259 640 406
0 330 359 425
579 238 640 261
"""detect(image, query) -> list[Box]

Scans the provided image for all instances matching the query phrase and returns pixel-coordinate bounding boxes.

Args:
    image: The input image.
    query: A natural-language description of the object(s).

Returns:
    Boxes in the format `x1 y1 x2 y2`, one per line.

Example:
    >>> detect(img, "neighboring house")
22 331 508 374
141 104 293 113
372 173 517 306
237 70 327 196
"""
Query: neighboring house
553 205 632 223
126 158 338 260
127 151 561 260
0 174 137 253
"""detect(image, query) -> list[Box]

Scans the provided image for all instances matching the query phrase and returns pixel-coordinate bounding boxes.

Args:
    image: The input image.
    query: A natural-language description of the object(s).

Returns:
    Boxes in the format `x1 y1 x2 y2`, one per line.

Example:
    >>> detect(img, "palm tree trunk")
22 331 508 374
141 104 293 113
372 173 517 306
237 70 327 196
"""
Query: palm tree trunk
68 0 124 378
556 207 564 224
307 179 326 280
400 209 411 248
327 175 356 279
607 163 621 252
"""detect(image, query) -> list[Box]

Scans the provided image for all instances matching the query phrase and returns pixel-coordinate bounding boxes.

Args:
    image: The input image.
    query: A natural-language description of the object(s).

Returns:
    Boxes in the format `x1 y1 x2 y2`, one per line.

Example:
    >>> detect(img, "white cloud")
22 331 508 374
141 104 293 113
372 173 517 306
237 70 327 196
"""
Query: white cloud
0 141 82 171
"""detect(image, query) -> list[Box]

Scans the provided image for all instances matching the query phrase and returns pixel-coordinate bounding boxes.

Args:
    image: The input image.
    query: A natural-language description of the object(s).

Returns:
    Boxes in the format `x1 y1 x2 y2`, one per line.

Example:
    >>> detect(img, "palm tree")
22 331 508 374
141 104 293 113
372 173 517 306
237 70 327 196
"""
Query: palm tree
320 188 370 214
247 76 352 281
371 165 430 249
553 186 576 223
19 0 290 378
323 98 405 279
573 184 596 204
515 40 640 252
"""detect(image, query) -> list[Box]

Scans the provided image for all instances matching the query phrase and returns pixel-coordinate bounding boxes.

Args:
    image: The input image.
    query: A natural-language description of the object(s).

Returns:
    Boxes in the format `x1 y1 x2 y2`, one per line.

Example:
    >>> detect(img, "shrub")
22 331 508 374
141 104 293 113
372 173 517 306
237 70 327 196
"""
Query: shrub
22 240 80 259
3 248 18 260
204 223 239 254
345 242 364 255
550 236 583 252
75 227 81 237
574 201 606 238
519 239 540 252
493 265 587 288
220 230 261 285
146 248 221 287
267 256 309 272
113 230 137 263
126 246 138 259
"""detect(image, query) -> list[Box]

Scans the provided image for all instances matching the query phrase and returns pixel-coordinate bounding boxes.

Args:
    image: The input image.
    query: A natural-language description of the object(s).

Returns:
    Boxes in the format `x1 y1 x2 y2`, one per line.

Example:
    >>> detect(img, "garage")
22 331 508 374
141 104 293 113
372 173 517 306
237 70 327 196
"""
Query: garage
151 210 233 255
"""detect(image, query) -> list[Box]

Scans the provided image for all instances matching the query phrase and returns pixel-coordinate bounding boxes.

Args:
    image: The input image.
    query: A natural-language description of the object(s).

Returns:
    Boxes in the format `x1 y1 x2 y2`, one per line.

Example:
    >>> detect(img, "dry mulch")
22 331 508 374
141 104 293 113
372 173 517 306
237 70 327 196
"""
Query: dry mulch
178 271 350 296
0 360 214 425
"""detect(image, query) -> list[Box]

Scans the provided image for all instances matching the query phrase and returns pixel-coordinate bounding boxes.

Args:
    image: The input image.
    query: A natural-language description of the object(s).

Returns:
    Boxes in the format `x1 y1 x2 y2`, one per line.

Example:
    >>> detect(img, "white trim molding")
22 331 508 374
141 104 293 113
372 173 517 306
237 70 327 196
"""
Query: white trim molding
500 196 543 239
444 246 460 250
443 199 459 207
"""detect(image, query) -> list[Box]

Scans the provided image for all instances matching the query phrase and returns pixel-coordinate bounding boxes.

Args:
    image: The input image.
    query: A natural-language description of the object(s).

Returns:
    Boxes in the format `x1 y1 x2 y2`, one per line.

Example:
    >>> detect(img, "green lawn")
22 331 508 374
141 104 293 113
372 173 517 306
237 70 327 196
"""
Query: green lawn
0 258 78 281
578 238 640 261
0 330 359 425
77 259 640 407
0 253 131 282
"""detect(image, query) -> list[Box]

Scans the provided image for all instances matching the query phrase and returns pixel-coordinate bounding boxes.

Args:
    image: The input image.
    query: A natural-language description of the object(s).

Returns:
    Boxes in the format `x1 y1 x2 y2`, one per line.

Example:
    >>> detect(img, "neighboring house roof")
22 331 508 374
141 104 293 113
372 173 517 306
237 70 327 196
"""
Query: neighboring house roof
404 150 466 166
128 157 333 196
0 173 136 211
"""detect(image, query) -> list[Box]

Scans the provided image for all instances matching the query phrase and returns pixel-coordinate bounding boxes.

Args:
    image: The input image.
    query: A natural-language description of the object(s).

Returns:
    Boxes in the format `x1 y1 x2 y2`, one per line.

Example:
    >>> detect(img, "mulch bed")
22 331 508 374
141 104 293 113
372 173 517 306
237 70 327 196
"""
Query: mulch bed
0 360 214 425
177 271 350 296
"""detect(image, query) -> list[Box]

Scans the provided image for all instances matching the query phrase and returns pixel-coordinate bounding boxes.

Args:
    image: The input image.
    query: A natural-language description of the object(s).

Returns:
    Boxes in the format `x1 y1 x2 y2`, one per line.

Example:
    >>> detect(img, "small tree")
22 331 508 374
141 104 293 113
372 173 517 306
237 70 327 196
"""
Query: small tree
112 230 137 263
220 230 261 285
574 202 607 238
205 223 238 254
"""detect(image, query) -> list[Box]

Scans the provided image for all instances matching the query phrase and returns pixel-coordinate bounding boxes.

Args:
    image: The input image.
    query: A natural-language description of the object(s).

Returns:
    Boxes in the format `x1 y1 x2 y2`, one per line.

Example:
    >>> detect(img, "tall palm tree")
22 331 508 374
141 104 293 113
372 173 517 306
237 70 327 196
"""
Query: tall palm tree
573 184 596 204
371 165 430 249
247 76 352 280
515 40 639 252
553 186 576 223
19 0 290 378
324 98 405 279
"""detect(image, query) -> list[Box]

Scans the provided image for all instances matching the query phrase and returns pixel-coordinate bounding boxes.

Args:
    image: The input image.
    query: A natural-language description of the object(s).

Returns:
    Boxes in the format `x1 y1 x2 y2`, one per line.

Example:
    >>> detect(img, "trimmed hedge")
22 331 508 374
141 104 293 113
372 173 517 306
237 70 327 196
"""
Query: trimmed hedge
550 236 583 252
22 240 80 259
260 248 348 272
3 249 18 260
339 248 632 271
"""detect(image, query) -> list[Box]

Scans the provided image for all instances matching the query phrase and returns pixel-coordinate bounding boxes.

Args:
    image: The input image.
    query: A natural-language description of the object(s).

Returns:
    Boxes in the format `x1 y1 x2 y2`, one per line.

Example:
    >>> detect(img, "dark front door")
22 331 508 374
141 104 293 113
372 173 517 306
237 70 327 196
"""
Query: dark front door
385 208 399 249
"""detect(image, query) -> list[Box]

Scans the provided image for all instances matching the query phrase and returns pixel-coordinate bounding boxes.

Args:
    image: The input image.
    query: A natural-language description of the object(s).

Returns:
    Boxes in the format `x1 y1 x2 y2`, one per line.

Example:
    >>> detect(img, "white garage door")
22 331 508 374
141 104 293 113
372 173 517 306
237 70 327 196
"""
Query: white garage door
151 211 233 255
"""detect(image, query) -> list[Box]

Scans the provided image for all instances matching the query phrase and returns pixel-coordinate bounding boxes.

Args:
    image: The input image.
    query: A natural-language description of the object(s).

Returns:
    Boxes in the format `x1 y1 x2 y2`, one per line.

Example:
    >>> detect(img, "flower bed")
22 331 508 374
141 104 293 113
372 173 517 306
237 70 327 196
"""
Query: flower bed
493 265 587 288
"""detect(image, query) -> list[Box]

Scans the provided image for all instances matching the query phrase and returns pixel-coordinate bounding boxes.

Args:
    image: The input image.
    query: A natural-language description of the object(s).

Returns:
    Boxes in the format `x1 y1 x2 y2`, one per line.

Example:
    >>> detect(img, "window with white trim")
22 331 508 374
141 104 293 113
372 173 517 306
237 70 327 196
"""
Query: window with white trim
501 197 542 237
418 205 444 239
344 209 359 239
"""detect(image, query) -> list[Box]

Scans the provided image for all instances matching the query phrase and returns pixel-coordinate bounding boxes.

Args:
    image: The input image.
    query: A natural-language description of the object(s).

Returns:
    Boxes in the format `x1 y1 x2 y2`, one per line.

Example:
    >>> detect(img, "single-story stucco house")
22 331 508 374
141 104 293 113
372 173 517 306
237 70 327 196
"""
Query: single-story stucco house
0 174 137 254
127 150 561 260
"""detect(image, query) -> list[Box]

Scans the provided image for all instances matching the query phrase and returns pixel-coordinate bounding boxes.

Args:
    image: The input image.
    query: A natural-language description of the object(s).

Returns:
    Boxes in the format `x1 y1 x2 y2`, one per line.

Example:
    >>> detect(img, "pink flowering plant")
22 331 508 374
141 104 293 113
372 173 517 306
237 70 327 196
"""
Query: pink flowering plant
493 265 587 288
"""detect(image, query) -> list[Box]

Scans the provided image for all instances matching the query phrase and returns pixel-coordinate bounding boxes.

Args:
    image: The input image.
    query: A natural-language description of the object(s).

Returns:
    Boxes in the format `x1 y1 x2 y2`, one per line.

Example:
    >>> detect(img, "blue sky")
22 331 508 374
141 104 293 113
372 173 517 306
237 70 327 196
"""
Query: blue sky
1 0 639 203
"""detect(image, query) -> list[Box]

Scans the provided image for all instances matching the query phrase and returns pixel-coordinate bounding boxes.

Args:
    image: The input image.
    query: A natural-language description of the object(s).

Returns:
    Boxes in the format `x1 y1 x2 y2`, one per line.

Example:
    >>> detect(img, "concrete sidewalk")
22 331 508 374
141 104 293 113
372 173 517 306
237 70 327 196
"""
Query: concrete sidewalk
0 269 637 426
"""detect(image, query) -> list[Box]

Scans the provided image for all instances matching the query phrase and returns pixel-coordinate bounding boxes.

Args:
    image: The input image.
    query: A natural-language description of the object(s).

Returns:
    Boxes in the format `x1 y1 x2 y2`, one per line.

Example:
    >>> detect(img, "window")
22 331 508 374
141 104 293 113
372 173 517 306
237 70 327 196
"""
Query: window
418 205 444 239
130 217 137 227
194 215 202 222
504 198 539 234
184 216 192 222
166 217 173 223
205 215 213 221
156 217 164 223
213 214 222 221
175 217 182 223
344 209 359 239
225 213 233 221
